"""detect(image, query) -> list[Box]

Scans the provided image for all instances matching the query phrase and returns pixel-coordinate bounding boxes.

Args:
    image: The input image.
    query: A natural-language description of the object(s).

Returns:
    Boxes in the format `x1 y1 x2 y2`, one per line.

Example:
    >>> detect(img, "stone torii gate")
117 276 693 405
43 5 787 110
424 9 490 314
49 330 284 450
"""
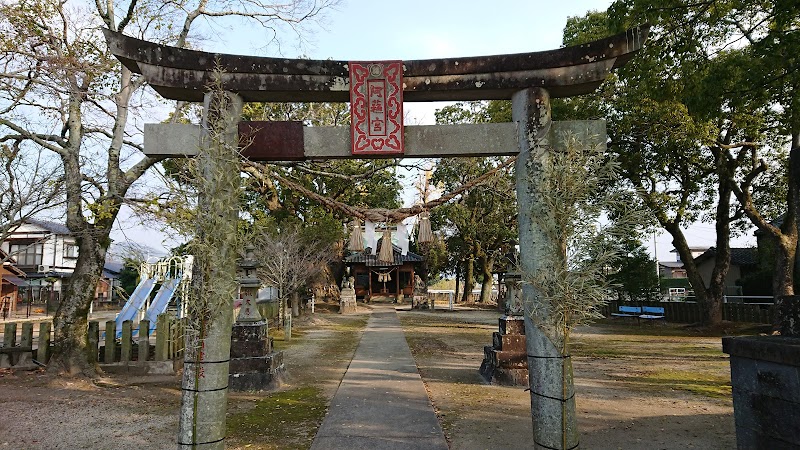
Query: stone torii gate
104 26 647 450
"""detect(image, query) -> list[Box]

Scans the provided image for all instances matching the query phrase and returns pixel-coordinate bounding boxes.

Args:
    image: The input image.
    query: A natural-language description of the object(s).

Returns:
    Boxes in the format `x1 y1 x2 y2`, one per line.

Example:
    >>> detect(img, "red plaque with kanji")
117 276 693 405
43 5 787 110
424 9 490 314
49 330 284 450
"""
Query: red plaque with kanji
349 61 404 155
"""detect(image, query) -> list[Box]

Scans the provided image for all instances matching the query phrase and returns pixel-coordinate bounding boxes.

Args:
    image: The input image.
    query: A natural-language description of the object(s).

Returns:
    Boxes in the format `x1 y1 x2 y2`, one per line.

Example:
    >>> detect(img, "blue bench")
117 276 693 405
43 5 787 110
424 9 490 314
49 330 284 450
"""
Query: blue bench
610 306 642 318
640 306 665 320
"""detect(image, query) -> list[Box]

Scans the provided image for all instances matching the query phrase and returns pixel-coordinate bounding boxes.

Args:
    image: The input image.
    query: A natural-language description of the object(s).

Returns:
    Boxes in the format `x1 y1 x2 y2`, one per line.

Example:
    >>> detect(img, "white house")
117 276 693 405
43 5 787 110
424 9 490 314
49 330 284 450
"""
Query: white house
1 219 120 304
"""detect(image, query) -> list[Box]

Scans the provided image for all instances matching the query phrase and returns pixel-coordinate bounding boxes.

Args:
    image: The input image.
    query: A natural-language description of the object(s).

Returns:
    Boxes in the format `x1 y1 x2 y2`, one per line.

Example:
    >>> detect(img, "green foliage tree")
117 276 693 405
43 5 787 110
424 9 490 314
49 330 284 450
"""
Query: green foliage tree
431 101 516 302
558 3 799 325
607 240 660 301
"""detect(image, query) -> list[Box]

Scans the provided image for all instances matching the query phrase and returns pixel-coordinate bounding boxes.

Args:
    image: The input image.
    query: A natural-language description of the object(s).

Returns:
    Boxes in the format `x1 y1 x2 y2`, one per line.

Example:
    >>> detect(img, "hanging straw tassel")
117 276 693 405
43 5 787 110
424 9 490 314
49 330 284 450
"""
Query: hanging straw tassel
378 227 394 263
417 211 433 243
348 219 364 252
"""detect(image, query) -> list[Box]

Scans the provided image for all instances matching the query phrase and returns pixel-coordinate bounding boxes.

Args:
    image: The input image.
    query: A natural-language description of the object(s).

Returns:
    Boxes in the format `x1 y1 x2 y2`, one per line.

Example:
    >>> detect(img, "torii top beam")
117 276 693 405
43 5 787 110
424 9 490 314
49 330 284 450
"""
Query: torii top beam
103 26 648 103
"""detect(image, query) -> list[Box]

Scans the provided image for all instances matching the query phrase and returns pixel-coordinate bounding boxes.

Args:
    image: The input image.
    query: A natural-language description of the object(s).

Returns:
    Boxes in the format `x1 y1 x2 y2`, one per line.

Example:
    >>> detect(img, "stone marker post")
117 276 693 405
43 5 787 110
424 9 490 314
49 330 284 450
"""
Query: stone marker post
513 87 579 450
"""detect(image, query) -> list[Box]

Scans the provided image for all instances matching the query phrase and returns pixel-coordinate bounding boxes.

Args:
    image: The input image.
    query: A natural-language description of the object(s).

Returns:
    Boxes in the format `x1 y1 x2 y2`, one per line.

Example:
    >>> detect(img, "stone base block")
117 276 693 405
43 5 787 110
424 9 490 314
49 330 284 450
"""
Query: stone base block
412 296 430 309
723 336 800 448
100 360 177 375
339 300 357 314
480 315 528 386
480 349 529 386
229 351 284 373
229 351 285 391
488 367 529 386
499 316 525 335
493 332 526 352
229 371 284 391
486 347 527 369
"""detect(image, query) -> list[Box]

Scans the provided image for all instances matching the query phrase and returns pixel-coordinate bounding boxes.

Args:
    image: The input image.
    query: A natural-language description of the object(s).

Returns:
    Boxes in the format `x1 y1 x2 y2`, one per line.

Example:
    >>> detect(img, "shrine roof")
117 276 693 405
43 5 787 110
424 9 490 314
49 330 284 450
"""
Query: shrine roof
103 26 648 103
345 243 424 267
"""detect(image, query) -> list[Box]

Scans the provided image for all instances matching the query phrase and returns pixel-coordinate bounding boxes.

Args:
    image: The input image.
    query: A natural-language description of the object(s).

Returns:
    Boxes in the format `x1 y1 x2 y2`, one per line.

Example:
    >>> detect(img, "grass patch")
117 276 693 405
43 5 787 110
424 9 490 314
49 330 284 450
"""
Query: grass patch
571 341 631 358
622 370 732 399
330 316 370 332
227 386 327 450
593 319 771 337
571 339 727 360
406 336 457 356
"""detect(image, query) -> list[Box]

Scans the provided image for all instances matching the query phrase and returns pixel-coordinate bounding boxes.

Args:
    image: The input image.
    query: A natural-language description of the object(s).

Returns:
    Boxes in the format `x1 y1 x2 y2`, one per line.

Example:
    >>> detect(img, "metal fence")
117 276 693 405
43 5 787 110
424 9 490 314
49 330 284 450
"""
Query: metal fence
601 300 776 324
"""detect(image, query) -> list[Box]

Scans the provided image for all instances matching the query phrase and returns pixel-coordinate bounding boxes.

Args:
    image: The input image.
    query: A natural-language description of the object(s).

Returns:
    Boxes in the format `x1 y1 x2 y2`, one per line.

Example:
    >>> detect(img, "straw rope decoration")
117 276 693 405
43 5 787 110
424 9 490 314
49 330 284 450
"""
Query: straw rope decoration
348 218 364 251
417 211 433 243
242 156 516 223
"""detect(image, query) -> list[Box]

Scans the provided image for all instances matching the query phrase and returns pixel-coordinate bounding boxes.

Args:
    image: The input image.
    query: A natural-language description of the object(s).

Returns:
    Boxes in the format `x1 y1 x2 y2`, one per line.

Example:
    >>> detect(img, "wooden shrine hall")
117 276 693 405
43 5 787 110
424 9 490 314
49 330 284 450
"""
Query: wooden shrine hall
344 238 424 301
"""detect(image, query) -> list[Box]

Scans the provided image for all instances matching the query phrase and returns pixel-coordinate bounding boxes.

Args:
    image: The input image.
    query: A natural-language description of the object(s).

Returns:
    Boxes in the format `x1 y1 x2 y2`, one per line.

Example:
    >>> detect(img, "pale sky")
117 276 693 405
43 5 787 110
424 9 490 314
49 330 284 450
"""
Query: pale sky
110 0 756 260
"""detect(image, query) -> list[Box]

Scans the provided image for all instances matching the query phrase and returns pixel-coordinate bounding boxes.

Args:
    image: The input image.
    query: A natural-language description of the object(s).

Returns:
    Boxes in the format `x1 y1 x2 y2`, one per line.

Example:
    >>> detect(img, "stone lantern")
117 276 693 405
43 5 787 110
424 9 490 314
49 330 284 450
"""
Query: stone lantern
236 244 262 323
503 270 524 317
229 244 285 391
479 268 528 385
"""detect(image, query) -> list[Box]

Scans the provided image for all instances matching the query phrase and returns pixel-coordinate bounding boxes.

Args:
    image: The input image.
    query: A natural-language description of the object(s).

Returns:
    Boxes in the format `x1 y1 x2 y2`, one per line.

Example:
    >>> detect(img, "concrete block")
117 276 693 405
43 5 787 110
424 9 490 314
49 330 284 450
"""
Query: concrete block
230 340 270 358
754 360 800 403
120 321 132 363
493 332 526 352
18 322 34 366
104 320 116 363
138 320 150 362
87 322 99 365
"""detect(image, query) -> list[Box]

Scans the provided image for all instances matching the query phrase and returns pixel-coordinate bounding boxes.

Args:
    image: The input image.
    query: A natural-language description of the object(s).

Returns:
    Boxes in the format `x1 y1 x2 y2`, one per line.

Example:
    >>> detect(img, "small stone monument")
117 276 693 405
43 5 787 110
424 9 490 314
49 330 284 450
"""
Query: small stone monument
412 274 429 309
339 276 357 314
479 271 528 385
229 244 285 391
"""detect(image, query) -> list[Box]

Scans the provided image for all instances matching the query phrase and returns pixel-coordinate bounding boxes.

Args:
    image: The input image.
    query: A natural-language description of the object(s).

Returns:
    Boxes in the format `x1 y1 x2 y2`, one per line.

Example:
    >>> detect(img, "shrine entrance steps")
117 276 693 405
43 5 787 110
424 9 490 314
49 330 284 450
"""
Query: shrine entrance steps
310 304 448 450
367 294 400 304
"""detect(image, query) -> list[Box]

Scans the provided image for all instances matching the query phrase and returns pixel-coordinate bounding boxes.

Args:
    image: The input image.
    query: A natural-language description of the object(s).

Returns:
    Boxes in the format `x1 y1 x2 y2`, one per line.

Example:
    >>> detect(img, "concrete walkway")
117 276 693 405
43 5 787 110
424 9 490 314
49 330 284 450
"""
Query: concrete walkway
310 305 449 450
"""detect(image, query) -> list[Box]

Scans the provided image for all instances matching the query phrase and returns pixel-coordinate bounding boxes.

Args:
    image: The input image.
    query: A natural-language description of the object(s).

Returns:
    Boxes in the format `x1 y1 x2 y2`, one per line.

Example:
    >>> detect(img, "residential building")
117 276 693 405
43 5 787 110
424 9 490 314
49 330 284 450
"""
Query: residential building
0 219 121 308
1 249 27 317
659 246 709 279
693 247 759 298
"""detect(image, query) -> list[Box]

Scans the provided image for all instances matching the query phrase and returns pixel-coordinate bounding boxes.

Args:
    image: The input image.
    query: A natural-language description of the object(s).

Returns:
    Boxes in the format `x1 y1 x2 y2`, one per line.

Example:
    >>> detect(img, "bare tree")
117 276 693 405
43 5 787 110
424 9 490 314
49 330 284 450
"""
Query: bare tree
0 0 337 376
0 144 63 261
254 224 335 336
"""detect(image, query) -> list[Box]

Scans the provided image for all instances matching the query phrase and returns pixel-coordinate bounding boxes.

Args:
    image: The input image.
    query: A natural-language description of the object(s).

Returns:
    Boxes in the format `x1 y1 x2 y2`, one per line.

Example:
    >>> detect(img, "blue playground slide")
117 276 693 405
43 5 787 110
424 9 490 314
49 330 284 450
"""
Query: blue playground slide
144 278 180 333
114 276 157 337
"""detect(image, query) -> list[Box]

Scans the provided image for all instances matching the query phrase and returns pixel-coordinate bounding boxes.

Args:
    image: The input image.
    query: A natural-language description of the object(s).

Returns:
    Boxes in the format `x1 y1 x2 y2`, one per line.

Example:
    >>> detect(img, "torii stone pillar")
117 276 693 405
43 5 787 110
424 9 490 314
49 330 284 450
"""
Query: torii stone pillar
177 90 243 450
514 87 604 450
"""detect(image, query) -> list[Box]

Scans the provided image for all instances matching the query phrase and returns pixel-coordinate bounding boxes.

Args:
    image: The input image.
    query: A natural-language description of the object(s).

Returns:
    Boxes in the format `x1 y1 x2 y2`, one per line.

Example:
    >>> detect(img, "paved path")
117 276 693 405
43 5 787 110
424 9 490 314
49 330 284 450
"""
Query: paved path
310 305 449 450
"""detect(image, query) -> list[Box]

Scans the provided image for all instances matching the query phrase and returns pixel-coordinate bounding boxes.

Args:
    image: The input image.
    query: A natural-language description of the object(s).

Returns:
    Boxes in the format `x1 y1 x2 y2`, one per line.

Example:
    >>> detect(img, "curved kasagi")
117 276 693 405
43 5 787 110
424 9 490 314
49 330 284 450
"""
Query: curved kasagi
102 26 648 103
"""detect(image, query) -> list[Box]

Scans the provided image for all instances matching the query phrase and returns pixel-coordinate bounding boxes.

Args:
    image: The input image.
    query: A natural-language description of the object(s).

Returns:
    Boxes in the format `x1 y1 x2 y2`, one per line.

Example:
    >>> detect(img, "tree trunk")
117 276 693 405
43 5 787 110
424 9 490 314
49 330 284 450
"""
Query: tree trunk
291 291 300 317
479 256 494 303
704 153 735 326
773 234 797 297
667 222 726 326
454 263 461 304
462 255 474 303
780 133 800 296
50 226 110 375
